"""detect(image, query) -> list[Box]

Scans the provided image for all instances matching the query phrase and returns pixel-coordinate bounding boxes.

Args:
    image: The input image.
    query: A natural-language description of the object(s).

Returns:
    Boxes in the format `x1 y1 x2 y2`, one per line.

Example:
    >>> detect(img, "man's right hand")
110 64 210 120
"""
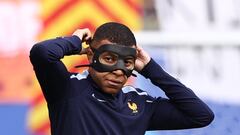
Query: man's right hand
72 28 92 54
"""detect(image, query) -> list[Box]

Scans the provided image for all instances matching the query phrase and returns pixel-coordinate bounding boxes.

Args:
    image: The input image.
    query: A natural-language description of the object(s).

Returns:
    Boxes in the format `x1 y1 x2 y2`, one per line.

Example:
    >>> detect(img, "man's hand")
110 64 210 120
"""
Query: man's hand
134 46 151 72
72 28 92 54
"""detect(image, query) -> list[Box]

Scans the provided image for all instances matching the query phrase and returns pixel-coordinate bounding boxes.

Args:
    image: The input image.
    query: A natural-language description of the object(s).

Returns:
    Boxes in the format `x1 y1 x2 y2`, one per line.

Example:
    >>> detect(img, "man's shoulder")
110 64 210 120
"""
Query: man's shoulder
122 85 149 96
69 70 89 81
68 71 91 90
122 85 159 104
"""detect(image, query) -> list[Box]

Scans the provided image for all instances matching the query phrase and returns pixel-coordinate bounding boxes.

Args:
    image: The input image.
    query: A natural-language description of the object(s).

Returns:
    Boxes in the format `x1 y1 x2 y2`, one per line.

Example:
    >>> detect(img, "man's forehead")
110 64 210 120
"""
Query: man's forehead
97 39 113 46
93 39 136 49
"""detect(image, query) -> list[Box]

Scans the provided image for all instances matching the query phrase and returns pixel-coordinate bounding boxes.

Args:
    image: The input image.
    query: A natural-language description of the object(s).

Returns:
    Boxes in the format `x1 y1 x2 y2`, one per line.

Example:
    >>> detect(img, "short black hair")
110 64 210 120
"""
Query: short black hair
92 22 136 47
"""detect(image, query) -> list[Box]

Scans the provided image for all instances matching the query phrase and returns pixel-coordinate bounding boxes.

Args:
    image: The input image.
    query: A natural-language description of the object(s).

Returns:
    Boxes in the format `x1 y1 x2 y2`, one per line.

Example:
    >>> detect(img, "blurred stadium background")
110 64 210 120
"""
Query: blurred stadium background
0 0 240 135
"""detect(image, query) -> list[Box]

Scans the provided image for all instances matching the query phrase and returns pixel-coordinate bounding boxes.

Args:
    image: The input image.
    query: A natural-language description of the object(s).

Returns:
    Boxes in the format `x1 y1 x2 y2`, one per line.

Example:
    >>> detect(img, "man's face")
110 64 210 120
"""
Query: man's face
88 39 135 95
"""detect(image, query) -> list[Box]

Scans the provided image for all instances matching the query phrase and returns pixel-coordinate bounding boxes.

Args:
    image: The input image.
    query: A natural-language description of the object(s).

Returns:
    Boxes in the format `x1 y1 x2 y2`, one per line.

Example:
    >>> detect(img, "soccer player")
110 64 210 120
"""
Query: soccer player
30 22 214 135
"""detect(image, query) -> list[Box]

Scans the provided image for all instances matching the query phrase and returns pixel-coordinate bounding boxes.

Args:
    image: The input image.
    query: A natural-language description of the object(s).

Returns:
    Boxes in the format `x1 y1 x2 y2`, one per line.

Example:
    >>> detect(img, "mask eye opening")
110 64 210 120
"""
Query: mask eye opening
99 52 118 66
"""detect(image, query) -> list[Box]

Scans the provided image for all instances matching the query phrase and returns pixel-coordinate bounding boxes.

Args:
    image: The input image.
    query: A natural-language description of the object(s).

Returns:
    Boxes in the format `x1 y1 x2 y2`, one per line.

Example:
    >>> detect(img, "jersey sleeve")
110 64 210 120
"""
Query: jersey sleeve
29 36 82 103
139 59 214 130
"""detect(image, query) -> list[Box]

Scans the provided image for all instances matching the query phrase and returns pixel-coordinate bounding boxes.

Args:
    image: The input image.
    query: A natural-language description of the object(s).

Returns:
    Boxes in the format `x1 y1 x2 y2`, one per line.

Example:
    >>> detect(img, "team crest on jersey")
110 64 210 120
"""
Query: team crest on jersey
128 102 138 114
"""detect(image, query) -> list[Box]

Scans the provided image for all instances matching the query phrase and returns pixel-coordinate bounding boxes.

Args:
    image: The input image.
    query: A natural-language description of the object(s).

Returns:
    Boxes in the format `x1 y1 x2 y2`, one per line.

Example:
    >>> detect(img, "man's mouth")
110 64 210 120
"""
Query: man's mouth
106 79 122 87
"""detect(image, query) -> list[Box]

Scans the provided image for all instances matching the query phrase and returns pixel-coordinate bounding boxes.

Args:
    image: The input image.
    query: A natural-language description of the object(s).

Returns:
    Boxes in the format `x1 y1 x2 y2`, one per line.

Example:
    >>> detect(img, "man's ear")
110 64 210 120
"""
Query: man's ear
86 47 94 63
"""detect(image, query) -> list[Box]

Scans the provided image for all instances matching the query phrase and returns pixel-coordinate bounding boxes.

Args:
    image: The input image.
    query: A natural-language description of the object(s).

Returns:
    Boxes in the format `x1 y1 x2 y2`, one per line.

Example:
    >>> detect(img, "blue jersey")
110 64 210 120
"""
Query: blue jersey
30 36 214 135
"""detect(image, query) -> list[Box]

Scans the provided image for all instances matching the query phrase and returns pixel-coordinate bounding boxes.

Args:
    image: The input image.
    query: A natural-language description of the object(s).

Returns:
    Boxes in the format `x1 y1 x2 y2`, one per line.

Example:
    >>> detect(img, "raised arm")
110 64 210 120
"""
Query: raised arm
135 46 214 130
29 29 91 103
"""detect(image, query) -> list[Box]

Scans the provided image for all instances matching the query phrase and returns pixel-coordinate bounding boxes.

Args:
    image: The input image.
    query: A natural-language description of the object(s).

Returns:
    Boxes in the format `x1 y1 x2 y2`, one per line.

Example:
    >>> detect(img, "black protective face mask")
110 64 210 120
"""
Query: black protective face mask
75 44 137 77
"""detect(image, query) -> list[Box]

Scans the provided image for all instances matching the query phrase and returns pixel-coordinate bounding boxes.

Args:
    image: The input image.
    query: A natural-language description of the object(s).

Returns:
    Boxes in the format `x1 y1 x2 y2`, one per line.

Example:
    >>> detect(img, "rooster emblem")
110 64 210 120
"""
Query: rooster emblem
128 102 138 113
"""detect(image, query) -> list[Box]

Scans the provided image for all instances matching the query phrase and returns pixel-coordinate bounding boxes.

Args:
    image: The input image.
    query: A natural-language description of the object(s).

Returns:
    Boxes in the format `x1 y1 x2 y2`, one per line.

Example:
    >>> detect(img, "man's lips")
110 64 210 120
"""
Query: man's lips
106 79 123 86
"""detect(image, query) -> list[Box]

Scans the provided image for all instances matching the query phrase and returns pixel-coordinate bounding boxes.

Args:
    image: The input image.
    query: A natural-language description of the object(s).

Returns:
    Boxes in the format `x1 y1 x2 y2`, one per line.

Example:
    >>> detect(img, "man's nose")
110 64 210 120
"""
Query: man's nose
112 69 125 76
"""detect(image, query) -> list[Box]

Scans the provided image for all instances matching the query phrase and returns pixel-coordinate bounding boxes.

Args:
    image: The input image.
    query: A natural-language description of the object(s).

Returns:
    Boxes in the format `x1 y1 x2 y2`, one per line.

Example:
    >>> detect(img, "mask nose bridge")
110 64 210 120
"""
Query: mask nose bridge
114 58 127 74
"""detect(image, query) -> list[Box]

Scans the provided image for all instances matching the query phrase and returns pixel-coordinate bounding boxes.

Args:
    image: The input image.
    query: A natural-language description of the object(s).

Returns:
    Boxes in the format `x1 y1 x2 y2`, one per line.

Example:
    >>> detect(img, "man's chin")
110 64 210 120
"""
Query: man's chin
103 87 121 95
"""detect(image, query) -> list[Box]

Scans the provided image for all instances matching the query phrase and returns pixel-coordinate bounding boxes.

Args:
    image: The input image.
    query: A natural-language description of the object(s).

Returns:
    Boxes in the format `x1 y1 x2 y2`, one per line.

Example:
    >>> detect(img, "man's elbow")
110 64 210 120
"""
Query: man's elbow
30 43 42 57
204 110 214 126
195 109 215 128
29 43 48 63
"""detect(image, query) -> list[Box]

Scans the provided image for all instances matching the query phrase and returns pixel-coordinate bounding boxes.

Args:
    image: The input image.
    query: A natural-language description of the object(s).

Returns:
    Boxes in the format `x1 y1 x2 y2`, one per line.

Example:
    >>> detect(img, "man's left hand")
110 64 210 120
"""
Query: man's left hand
134 46 151 72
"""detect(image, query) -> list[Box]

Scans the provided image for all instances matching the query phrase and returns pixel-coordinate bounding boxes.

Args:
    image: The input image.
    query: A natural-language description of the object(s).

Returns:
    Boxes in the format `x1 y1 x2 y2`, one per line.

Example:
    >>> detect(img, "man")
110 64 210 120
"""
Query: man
30 22 214 135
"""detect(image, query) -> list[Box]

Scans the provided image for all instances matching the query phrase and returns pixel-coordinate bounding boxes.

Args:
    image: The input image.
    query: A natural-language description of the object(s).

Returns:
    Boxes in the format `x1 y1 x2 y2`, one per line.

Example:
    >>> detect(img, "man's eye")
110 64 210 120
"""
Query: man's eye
103 56 118 64
105 56 113 62
124 59 134 69
125 60 132 65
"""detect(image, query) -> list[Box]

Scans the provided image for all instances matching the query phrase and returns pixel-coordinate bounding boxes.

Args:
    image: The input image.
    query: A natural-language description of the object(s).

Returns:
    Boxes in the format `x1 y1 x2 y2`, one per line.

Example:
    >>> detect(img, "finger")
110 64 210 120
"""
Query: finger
137 46 143 52
136 46 144 57
137 46 144 53
72 28 91 41
82 28 91 40
83 34 92 45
